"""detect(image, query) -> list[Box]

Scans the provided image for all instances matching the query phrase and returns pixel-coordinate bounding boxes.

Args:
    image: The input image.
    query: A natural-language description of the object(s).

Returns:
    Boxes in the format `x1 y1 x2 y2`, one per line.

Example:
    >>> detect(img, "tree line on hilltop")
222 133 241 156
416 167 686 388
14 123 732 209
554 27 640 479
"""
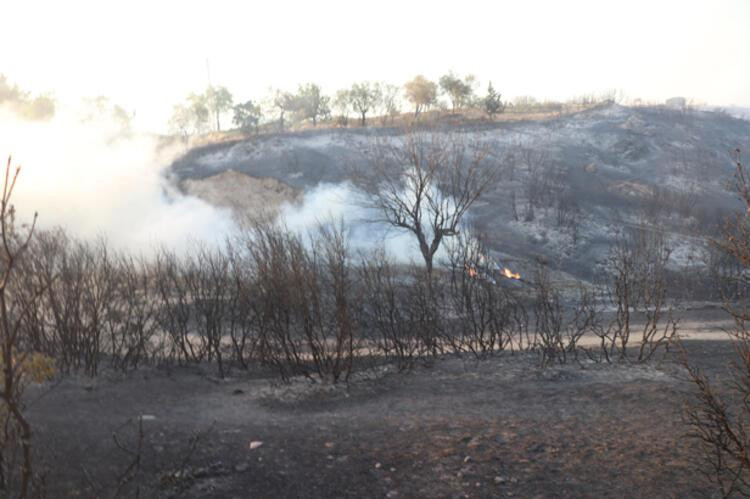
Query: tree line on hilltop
167 72 617 140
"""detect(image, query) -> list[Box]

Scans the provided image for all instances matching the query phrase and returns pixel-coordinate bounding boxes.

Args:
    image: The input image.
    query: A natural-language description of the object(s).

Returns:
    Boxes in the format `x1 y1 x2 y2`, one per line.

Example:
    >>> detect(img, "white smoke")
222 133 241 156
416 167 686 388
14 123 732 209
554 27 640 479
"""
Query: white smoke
1 104 236 252
2 103 456 263
280 181 449 264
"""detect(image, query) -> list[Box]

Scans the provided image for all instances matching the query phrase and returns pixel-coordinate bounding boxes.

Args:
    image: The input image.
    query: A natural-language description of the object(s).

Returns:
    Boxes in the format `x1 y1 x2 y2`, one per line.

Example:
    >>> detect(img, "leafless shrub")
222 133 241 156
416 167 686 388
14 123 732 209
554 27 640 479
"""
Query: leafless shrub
642 184 700 221
309 223 358 381
683 149 750 496
403 266 448 359
106 254 159 372
80 417 213 499
532 266 601 367
243 220 360 383
153 248 204 365
357 250 422 370
592 227 678 362
554 191 579 229
16 231 122 376
224 243 257 369
514 146 552 222
444 231 526 357
243 222 310 381
184 245 232 378
684 355 750 497
0 156 52 498
706 243 746 304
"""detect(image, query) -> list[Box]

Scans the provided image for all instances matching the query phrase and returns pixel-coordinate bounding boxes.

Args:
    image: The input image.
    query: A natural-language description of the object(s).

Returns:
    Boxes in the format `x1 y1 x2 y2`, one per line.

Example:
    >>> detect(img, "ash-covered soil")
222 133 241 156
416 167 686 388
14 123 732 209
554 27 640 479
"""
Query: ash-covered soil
27 326 733 498
168 103 750 281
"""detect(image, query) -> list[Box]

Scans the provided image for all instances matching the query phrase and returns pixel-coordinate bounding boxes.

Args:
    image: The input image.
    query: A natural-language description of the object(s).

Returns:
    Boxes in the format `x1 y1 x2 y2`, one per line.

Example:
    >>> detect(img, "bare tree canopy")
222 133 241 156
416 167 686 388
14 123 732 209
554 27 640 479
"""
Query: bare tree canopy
351 131 500 274
232 99 262 133
403 75 438 118
332 89 351 127
376 82 401 125
349 82 380 127
294 83 330 126
483 81 505 118
206 85 233 131
271 90 296 132
439 72 476 113
169 92 211 138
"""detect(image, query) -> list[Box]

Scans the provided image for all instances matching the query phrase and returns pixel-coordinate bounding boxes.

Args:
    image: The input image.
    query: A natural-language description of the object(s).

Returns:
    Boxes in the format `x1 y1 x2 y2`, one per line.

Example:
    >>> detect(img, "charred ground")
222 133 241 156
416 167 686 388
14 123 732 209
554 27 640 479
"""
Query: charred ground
27 316 730 498
169 103 750 282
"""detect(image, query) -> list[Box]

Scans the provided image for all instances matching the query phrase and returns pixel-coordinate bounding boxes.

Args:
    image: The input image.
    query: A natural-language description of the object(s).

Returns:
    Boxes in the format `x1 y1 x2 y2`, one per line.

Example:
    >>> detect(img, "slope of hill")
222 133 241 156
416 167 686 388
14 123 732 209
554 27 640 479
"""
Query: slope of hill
169 104 750 280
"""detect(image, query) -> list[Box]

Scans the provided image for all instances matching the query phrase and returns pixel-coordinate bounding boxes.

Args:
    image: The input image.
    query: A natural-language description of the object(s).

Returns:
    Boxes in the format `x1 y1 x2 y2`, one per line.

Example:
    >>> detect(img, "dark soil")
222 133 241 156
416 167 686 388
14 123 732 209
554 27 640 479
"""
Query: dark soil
26 329 735 498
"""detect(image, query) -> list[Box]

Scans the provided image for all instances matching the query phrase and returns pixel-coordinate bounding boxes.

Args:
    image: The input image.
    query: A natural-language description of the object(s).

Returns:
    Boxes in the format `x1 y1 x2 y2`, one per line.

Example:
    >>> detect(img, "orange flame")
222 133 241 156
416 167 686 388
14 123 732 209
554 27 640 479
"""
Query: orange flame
465 264 478 278
502 267 521 280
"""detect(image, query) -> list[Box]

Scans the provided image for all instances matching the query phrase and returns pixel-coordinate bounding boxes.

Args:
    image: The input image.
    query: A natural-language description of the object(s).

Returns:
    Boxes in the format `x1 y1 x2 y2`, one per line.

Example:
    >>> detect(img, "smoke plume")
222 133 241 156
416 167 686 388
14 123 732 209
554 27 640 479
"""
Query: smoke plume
280 181 447 264
1 104 235 252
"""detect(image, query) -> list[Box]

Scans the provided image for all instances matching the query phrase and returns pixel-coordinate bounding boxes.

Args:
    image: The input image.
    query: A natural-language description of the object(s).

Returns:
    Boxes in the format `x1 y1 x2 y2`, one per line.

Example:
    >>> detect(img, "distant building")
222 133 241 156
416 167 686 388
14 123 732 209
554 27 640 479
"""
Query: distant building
665 97 687 110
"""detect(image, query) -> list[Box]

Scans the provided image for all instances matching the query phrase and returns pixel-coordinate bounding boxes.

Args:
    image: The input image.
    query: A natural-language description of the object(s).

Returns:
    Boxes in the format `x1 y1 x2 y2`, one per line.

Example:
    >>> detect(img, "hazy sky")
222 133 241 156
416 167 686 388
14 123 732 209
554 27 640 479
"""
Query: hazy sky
2 0 747 132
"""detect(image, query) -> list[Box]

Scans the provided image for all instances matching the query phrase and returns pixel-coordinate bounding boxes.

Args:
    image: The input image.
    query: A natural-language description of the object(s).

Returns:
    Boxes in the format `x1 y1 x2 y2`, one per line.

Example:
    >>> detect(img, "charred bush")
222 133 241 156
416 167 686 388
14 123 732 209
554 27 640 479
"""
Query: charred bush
106 254 159 372
183 246 232 378
592 227 678 362
225 244 257 370
19 231 119 376
684 150 750 496
153 249 202 365
243 221 360 383
0 157 54 497
357 250 422 370
445 231 527 357
532 265 600 367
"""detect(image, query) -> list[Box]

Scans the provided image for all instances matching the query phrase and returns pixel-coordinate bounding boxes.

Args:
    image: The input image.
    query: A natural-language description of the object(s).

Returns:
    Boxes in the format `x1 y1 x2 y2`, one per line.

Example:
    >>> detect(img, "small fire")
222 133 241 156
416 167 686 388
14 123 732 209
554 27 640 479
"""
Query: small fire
465 261 520 281
502 267 521 280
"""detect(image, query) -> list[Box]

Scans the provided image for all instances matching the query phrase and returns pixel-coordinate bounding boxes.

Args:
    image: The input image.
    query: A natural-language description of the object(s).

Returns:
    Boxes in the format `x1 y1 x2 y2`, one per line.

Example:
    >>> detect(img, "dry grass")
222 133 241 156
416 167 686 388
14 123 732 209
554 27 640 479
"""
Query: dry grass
178 102 602 147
